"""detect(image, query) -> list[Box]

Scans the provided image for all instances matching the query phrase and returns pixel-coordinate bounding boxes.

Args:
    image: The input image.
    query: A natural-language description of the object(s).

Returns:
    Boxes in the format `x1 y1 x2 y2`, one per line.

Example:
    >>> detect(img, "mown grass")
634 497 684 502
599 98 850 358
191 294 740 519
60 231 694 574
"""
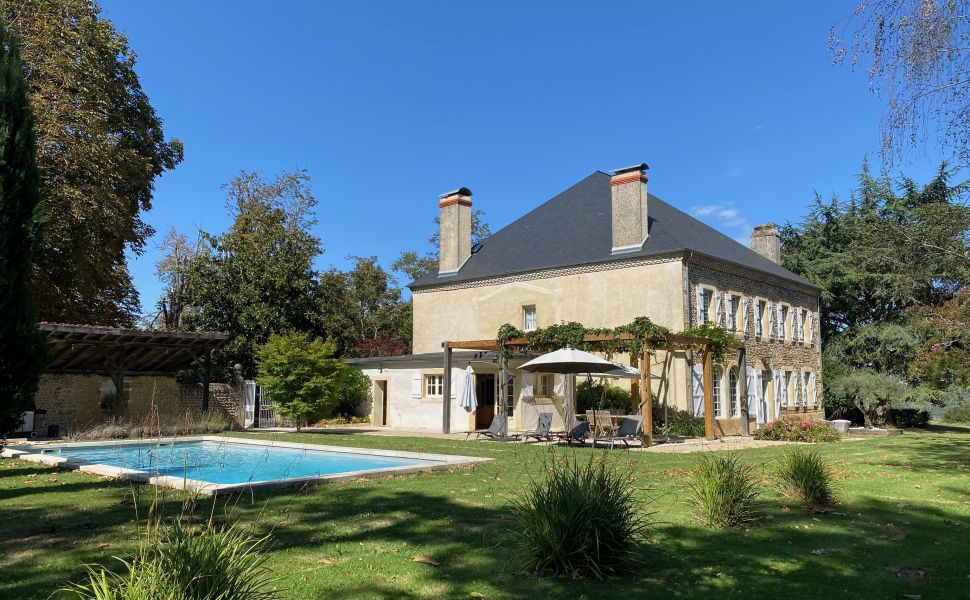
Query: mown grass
1 426 968 599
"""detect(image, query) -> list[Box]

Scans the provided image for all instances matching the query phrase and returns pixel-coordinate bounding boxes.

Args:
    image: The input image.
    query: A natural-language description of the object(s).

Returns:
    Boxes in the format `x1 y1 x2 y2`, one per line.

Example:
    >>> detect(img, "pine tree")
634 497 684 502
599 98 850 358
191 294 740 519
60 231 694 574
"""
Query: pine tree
0 21 46 436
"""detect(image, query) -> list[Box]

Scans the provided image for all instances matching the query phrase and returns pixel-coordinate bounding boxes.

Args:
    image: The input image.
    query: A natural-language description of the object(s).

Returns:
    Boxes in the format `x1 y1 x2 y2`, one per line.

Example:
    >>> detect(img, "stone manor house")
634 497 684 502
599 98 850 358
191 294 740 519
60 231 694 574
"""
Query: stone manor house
350 163 823 436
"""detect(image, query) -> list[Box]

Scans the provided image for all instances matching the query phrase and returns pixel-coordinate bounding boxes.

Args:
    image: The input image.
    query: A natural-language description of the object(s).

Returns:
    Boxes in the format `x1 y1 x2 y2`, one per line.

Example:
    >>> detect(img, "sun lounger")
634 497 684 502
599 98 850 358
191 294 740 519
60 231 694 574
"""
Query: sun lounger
557 421 590 446
514 413 553 442
464 414 507 440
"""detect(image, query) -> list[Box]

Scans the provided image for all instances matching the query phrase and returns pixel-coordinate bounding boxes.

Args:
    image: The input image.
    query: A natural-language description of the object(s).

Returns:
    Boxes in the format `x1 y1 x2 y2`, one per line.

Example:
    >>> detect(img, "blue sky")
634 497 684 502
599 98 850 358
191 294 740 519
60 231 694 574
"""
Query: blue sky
100 1 952 310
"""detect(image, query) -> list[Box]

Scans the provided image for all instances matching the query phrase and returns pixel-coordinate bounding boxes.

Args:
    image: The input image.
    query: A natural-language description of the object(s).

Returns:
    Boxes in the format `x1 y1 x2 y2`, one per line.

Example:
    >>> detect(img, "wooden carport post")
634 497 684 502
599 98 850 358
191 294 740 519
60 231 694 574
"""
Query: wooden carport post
702 344 715 440
442 342 452 434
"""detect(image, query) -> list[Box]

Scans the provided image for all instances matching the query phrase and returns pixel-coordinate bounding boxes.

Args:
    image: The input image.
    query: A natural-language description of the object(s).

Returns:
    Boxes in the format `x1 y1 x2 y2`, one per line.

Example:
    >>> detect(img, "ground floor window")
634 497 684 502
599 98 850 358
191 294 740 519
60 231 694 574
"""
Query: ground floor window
535 374 554 397
728 368 739 417
424 374 443 398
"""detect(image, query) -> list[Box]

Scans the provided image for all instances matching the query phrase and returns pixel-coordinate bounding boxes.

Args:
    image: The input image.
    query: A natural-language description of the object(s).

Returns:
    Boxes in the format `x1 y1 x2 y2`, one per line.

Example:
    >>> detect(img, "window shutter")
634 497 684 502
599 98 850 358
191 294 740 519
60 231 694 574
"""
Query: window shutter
691 363 704 418
519 372 533 399
713 290 722 325
776 304 783 340
809 314 816 347
767 302 775 338
411 374 422 398
773 371 782 417
554 374 565 397
741 297 749 335
793 369 801 407
745 366 758 423
808 373 818 408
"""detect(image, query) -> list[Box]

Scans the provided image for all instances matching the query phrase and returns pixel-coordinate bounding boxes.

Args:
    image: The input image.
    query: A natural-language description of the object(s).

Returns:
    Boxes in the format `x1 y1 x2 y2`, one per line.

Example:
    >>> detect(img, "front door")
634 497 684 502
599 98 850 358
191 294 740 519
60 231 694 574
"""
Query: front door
475 374 496 429
373 380 388 426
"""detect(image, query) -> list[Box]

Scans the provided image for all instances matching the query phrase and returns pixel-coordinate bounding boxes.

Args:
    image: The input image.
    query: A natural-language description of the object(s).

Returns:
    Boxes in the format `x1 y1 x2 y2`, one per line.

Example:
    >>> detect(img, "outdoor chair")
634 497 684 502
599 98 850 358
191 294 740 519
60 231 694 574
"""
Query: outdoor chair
586 409 614 436
557 421 590 446
592 415 644 449
514 413 554 443
465 414 507 440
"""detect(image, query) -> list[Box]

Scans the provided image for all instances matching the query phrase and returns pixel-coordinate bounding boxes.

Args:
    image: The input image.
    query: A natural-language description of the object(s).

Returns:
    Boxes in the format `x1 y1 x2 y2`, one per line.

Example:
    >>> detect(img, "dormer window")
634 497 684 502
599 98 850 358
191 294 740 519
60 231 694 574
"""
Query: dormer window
523 305 537 331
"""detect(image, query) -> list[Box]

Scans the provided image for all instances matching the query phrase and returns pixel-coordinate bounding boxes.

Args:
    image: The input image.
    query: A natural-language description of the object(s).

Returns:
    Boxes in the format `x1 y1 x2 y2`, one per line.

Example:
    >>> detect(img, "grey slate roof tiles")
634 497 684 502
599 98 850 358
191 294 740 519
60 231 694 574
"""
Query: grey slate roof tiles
409 171 814 290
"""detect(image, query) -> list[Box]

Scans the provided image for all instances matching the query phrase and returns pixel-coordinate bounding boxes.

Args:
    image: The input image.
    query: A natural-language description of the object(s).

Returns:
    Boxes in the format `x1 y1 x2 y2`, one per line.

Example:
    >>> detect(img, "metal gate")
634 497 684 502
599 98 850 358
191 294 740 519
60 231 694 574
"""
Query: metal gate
243 380 276 428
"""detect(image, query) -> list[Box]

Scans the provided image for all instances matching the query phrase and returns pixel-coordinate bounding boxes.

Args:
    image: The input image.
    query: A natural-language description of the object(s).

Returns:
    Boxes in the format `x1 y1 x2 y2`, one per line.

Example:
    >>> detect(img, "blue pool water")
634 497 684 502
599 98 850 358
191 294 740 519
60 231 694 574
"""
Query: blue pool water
37 441 439 485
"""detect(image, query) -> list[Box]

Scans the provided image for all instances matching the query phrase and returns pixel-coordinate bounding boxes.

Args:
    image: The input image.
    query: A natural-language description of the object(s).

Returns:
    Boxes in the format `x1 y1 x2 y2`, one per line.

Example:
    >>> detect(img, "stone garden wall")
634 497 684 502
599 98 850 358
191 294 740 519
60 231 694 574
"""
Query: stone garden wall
32 374 242 433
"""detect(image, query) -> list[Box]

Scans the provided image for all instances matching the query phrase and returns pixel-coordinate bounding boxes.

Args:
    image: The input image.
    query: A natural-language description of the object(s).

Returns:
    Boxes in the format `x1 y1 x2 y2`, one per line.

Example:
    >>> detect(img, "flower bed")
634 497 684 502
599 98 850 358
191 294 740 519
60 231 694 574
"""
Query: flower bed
755 416 840 443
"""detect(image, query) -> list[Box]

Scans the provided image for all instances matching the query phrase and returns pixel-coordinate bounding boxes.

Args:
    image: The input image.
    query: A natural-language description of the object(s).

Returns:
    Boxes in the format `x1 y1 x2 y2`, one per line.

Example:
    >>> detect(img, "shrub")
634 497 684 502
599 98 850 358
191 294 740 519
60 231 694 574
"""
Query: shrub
576 380 632 414
755 417 840 442
891 407 930 428
776 446 837 510
943 401 970 423
686 452 760 528
653 407 705 437
511 452 650 579
62 519 279 600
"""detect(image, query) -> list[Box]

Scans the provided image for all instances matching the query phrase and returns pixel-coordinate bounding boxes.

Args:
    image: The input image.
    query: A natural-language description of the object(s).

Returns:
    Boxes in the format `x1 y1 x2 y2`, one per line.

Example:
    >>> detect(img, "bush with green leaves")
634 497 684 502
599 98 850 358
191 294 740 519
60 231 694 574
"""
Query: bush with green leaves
776 446 837 510
943 400 970 423
686 452 760 528
755 417 841 442
891 407 930 428
653 406 705 437
576 379 632 413
511 451 650 579
257 332 352 430
61 519 279 599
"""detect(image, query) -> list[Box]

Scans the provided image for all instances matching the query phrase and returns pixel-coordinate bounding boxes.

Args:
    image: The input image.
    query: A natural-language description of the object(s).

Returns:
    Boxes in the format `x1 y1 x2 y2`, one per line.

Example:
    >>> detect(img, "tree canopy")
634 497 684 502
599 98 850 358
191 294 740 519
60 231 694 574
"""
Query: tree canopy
184 170 321 377
831 1 970 165
0 19 46 435
3 0 183 325
782 161 970 423
392 209 491 281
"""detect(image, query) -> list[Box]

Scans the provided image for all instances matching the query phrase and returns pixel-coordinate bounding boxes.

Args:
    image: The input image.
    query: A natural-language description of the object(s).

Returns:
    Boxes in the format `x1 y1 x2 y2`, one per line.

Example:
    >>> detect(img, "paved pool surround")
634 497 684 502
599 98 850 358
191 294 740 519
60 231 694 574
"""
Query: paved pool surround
1 435 493 495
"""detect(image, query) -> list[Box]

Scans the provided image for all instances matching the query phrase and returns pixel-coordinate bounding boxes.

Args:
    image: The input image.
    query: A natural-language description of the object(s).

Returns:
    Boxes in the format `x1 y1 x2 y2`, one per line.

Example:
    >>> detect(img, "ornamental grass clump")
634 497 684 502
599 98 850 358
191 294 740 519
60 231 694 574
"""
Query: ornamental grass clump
511 451 651 579
61 519 279 600
776 446 837 510
686 452 760 528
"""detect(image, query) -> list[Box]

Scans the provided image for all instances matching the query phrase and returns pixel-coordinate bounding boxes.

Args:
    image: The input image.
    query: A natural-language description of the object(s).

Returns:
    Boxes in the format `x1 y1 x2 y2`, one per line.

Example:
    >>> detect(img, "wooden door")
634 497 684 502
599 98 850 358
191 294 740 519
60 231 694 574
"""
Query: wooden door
474 374 496 429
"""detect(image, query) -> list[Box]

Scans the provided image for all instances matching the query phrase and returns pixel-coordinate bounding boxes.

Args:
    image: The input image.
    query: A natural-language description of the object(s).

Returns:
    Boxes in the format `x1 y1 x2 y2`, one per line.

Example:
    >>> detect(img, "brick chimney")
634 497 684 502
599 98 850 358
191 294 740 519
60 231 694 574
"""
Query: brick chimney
438 187 473 275
610 163 649 254
751 223 781 264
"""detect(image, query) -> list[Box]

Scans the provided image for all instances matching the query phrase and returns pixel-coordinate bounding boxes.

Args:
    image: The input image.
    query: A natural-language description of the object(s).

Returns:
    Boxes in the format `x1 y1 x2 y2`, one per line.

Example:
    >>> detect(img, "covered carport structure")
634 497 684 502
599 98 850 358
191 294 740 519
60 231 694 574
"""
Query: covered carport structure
40 323 230 414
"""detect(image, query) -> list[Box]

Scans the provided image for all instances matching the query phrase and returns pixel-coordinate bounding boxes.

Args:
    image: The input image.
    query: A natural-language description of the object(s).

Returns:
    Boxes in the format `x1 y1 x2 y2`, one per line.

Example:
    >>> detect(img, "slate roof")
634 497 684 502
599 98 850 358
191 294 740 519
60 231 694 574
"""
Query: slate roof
409 171 815 290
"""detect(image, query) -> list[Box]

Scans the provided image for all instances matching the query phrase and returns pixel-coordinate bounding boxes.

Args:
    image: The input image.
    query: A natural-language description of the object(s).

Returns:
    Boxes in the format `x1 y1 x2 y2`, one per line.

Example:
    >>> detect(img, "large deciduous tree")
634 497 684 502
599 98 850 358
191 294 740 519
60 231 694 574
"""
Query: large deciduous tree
830 1 970 165
2 0 183 325
0 21 46 435
151 228 203 331
317 257 411 357
185 170 321 377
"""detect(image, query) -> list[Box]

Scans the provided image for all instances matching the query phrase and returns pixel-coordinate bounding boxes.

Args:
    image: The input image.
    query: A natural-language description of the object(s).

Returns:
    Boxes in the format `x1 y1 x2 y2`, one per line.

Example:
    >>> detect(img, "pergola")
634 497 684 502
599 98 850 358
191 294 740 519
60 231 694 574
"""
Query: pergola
40 323 230 414
441 331 748 446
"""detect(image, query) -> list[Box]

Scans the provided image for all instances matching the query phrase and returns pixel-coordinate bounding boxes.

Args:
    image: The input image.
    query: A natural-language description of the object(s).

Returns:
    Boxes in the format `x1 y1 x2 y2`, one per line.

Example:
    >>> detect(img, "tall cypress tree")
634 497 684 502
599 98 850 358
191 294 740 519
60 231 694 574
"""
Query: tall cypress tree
0 20 45 436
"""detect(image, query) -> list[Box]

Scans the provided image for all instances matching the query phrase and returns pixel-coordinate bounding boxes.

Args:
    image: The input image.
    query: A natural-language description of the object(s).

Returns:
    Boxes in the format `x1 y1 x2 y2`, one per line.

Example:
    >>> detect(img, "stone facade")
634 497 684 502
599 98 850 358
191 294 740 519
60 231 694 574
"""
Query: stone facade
32 373 242 432
688 254 824 434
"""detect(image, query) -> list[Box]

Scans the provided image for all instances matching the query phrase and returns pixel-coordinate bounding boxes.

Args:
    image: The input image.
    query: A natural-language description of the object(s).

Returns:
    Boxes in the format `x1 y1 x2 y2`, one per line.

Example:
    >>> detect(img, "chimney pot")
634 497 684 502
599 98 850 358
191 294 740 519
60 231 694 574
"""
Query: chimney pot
609 163 650 254
437 187 473 275
750 223 781 264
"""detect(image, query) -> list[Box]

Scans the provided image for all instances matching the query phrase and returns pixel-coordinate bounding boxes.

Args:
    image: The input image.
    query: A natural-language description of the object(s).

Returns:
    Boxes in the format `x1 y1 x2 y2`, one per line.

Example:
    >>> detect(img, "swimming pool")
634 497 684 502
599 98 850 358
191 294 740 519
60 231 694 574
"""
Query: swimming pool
2 436 492 494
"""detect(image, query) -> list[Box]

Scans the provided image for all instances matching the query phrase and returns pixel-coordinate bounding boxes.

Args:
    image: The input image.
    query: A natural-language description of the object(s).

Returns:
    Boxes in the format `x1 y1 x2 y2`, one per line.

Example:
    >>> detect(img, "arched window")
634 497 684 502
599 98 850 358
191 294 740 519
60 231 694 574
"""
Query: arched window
728 368 739 418
712 368 723 418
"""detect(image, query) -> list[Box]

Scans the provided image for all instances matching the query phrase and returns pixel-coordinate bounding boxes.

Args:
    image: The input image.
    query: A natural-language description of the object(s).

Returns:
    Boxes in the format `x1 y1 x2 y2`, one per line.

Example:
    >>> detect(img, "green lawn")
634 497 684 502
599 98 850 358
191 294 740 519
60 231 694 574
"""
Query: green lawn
1 427 968 599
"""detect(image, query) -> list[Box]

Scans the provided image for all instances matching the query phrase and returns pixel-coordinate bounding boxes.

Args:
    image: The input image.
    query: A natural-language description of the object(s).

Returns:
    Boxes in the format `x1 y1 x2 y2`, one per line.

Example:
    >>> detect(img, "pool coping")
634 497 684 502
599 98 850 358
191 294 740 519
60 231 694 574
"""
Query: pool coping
0 435 494 495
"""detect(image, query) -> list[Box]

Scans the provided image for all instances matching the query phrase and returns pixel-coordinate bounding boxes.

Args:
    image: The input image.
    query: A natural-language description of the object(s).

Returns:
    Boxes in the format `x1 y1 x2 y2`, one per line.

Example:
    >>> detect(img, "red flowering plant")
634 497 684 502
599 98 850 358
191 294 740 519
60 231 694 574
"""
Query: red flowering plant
755 416 840 443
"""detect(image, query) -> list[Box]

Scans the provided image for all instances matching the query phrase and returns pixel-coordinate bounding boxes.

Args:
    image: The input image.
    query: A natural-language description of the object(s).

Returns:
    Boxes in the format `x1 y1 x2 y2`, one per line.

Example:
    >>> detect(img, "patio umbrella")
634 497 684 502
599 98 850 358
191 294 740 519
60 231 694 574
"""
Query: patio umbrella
519 345 622 427
458 365 477 413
